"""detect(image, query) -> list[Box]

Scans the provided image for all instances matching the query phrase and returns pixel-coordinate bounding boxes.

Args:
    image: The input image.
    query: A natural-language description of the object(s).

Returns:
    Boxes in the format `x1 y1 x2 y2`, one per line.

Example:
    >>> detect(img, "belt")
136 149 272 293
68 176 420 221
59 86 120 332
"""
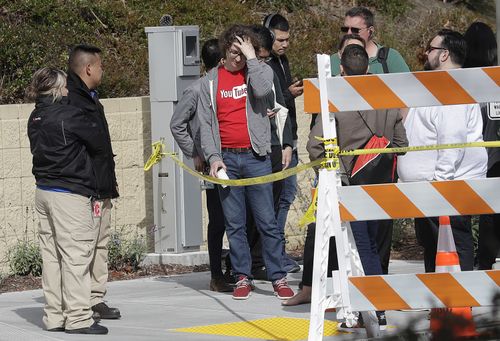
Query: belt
221 147 252 153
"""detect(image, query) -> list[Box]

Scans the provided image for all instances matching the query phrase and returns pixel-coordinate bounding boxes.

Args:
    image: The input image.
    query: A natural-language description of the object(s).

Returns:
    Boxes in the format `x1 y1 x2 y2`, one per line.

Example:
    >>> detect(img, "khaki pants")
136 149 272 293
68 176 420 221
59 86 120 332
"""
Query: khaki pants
36 189 98 330
90 199 112 306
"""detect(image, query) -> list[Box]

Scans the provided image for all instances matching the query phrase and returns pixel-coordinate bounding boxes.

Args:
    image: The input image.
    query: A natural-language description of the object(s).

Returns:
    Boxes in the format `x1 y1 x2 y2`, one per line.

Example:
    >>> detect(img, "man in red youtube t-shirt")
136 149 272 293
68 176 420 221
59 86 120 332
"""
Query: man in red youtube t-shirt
198 24 294 301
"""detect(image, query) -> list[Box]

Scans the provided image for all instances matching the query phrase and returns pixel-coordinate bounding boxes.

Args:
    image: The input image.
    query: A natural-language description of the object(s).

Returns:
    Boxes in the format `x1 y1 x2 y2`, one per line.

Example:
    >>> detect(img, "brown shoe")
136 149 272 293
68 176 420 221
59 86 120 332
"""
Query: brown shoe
210 277 233 292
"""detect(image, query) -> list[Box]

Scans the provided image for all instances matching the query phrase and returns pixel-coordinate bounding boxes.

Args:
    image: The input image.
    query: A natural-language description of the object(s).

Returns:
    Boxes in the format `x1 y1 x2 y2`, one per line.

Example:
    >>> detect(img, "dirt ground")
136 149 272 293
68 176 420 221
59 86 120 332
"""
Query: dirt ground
0 264 210 294
0 239 423 294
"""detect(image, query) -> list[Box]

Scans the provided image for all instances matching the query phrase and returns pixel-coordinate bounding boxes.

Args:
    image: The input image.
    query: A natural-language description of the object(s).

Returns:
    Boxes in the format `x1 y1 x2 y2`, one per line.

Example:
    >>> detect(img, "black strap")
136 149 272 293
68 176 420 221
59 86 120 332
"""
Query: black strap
377 47 390 74
357 111 375 136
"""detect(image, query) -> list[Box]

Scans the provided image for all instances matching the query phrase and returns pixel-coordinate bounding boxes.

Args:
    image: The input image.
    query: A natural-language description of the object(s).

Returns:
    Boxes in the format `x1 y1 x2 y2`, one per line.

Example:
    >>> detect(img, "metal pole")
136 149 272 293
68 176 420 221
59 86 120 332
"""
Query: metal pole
497 0 500 65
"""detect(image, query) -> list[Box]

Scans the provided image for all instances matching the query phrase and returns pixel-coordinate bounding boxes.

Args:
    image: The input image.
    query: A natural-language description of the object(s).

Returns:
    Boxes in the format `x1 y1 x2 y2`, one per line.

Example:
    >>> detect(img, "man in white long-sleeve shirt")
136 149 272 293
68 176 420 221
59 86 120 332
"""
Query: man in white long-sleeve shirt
397 29 487 272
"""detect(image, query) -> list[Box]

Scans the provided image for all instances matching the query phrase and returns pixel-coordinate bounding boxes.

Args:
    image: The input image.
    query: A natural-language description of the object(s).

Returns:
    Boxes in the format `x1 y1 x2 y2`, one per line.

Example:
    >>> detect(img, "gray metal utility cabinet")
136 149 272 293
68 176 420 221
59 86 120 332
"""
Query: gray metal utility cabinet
145 25 202 254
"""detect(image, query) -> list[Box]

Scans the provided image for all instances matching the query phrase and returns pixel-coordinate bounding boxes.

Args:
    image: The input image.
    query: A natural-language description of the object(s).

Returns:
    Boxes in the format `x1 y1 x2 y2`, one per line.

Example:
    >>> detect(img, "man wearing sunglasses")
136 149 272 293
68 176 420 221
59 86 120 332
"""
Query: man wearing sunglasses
330 7 409 76
329 6 410 278
397 29 487 273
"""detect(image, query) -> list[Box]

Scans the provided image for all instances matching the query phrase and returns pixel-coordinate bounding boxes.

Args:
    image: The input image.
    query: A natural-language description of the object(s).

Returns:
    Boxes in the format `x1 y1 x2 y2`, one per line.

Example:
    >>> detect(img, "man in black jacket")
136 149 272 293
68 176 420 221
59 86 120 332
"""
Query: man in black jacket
263 14 303 273
67 44 120 320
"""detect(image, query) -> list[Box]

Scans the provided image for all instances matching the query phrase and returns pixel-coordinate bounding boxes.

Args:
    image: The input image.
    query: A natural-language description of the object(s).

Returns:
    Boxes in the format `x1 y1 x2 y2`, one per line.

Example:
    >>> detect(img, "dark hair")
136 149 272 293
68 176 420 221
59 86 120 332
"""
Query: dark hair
263 13 289 32
219 24 260 55
345 7 374 28
463 22 497 68
341 44 369 76
249 24 274 52
25 67 67 102
436 29 467 67
338 33 366 51
68 44 102 73
201 39 221 70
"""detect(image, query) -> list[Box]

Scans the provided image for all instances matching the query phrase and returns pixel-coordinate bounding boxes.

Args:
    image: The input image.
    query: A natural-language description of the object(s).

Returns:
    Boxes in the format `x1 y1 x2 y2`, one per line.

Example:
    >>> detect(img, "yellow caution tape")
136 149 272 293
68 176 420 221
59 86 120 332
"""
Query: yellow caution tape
170 153 322 186
339 140 500 156
144 141 163 171
144 140 500 186
298 187 318 227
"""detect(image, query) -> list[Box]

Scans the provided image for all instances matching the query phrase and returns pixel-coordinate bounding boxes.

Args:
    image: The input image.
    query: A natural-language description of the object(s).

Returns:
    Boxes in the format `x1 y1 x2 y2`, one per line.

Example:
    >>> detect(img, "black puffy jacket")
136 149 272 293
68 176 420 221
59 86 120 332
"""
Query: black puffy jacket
66 71 119 199
28 96 108 197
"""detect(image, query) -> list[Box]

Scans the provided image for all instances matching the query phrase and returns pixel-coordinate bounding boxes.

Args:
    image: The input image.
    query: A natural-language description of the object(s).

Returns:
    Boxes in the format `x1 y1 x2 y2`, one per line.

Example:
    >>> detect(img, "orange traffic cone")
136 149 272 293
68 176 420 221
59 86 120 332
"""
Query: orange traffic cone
430 216 477 339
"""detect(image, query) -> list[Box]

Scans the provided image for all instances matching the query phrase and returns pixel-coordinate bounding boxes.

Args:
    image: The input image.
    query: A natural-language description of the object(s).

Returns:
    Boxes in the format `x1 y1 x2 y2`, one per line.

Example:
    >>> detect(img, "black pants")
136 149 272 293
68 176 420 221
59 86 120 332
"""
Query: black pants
247 145 283 271
206 186 226 278
414 216 474 272
478 163 500 269
375 220 393 274
302 223 339 286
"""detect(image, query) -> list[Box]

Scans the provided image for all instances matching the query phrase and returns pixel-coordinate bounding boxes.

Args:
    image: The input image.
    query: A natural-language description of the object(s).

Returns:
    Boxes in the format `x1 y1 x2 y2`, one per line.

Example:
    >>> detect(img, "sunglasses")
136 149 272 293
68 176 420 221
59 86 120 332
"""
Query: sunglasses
426 46 447 53
340 26 369 34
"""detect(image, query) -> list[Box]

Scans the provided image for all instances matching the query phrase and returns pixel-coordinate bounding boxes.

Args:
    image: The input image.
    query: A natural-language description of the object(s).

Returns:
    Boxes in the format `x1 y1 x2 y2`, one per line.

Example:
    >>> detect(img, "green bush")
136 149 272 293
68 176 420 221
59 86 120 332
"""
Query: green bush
0 0 493 104
108 230 148 272
7 240 42 277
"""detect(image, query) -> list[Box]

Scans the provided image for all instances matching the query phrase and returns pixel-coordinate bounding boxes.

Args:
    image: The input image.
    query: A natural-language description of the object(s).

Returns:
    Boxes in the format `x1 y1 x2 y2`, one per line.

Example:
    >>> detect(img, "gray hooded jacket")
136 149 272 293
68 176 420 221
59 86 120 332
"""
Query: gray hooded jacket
197 58 275 165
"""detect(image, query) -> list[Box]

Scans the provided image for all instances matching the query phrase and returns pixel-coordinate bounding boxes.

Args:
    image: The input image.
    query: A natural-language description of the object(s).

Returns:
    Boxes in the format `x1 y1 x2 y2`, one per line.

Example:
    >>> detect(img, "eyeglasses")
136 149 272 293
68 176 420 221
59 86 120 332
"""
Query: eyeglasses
426 46 447 53
258 56 272 63
340 26 369 34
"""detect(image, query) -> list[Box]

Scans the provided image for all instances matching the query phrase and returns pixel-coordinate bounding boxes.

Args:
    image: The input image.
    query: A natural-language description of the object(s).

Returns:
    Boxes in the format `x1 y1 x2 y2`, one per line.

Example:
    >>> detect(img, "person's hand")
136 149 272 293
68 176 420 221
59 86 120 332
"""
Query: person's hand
193 154 205 172
288 80 304 98
209 160 226 178
282 146 292 169
234 35 256 60
267 108 277 118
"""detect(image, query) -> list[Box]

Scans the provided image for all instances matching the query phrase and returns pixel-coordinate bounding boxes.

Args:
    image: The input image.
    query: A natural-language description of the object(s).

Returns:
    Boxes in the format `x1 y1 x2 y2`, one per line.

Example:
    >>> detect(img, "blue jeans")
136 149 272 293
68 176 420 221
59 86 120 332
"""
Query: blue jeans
219 151 286 282
350 220 383 276
276 150 298 243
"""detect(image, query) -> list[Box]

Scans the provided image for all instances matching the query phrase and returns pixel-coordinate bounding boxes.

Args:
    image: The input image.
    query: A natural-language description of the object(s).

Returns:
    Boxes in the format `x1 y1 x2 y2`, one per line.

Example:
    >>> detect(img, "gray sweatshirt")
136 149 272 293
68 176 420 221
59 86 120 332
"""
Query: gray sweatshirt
197 59 275 165
169 79 202 159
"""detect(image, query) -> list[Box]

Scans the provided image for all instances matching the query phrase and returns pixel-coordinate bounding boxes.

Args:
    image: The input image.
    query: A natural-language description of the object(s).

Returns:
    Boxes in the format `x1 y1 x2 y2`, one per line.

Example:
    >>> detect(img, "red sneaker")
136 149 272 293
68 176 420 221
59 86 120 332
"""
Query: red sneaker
273 277 294 299
232 276 253 300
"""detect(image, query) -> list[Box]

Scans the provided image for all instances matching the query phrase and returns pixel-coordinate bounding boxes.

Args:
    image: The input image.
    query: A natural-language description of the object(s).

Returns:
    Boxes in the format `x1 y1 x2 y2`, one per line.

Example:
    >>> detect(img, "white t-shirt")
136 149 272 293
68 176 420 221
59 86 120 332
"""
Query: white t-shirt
397 104 487 182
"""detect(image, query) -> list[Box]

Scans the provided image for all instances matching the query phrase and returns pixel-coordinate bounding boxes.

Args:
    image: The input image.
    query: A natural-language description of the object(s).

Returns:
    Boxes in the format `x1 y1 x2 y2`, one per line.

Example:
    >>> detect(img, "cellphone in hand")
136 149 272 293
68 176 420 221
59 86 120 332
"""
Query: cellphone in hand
271 107 281 114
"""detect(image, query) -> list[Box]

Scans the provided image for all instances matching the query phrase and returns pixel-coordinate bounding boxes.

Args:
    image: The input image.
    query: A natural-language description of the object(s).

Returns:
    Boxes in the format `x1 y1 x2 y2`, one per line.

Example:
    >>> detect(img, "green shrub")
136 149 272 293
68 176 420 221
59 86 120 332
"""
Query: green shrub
0 0 493 104
108 230 148 272
7 240 42 277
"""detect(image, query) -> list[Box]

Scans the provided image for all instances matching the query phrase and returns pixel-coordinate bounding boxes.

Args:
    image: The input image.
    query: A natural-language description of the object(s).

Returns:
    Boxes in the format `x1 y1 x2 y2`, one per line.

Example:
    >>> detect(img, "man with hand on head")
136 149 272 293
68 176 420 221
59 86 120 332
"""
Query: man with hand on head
197 25 294 301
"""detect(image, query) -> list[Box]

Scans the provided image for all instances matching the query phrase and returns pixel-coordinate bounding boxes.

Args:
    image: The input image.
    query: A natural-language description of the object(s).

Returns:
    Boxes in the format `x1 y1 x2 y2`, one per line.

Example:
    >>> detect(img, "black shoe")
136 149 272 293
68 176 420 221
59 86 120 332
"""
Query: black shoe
252 266 269 281
223 270 236 284
340 312 387 330
376 311 387 330
91 302 121 320
65 322 108 334
47 327 65 332
210 277 233 292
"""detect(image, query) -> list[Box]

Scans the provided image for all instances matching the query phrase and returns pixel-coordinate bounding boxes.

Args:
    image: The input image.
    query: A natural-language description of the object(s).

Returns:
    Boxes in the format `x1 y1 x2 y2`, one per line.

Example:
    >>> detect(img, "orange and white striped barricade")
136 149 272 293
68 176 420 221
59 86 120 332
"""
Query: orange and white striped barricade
309 54 380 341
307 58 500 341
325 270 500 311
303 66 500 113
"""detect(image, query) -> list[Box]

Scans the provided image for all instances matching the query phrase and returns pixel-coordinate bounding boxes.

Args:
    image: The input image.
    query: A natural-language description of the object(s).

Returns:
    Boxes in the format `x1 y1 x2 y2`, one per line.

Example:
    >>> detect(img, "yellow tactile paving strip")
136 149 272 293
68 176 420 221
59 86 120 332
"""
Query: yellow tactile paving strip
173 317 348 340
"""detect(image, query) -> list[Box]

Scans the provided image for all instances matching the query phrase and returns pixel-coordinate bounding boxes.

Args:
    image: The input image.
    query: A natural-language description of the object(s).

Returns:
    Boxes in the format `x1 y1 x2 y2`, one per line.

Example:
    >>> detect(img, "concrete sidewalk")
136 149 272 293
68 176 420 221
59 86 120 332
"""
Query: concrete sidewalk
0 260 476 340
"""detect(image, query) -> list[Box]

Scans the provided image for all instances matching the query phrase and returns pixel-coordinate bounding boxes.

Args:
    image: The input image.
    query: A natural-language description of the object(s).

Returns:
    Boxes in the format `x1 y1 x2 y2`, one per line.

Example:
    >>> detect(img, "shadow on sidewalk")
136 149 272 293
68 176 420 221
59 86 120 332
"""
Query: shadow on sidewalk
14 307 44 329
